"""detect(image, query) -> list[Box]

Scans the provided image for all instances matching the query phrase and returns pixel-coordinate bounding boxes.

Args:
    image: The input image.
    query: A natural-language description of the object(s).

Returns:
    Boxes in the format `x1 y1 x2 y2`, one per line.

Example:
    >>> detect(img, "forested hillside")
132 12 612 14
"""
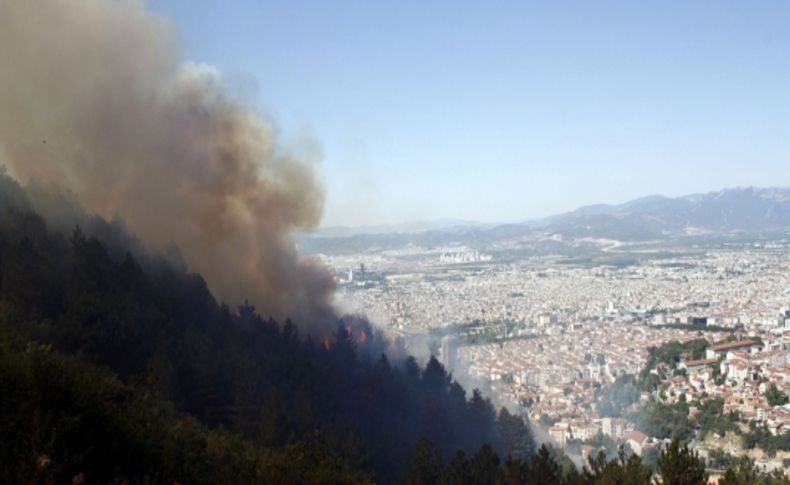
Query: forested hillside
0 172 535 483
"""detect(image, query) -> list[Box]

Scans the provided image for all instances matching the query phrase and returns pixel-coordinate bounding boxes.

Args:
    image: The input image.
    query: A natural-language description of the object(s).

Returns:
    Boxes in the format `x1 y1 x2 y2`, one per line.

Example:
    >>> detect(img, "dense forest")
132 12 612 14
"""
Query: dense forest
0 171 537 483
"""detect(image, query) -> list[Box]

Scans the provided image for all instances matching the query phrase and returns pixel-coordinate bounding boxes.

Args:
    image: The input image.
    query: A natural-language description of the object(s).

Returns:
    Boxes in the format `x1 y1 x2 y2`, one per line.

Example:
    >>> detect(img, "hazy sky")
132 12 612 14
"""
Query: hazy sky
149 0 789 227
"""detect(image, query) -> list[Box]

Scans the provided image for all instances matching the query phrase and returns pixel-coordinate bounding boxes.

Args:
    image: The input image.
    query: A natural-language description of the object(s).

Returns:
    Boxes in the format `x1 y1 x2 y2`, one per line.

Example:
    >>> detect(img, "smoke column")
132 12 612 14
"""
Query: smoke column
0 0 336 328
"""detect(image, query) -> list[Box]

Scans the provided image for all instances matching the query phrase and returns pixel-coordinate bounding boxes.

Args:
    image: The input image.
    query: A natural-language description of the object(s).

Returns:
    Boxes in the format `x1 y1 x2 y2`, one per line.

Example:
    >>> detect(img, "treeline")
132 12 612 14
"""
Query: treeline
402 439 651 485
643 338 709 374
0 172 534 483
744 425 790 458
401 438 790 485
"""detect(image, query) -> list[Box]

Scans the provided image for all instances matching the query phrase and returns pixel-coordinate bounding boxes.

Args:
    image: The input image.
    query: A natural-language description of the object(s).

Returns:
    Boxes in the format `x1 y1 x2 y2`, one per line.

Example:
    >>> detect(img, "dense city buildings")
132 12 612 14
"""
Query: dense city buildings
317 238 790 472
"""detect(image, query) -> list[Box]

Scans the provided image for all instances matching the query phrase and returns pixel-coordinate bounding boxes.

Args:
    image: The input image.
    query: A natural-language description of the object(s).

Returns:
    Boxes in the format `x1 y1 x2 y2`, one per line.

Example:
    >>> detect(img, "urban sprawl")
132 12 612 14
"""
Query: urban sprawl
320 239 790 473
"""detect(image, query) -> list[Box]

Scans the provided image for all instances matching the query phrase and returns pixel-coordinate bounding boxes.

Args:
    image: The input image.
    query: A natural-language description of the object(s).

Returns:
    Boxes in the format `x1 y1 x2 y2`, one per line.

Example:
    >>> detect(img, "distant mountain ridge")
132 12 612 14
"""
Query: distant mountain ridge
302 187 790 253
549 187 790 239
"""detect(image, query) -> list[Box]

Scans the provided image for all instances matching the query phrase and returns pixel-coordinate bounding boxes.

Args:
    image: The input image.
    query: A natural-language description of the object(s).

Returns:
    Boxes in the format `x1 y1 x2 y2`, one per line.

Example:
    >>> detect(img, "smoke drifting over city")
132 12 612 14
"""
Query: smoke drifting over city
4 1 790 483
0 0 335 327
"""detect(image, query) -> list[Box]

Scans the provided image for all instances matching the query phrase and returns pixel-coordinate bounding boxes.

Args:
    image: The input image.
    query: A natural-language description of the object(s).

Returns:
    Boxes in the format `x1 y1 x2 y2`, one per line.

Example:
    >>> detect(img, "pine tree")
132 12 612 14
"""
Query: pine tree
528 445 562 484
402 438 443 485
440 451 469 485
500 455 530 485
719 457 762 485
496 407 537 459
657 439 707 485
467 443 501 485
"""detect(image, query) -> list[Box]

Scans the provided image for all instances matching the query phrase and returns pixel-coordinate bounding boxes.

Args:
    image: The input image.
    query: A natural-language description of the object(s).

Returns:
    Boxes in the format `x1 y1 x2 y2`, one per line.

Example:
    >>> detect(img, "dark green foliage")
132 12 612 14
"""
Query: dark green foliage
706 448 735 470
719 456 761 485
440 450 470 485
466 444 501 485
0 173 531 483
742 425 790 457
528 445 563 484
399 435 790 485
0 342 370 484
766 384 789 407
402 439 443 485
657 439 707 485
640 372 662 393
644 339 708 372
638 400 693 442
500 454 530 485
695 398 739 439
586 447 652 485
496 407 537 459
719 456 790 485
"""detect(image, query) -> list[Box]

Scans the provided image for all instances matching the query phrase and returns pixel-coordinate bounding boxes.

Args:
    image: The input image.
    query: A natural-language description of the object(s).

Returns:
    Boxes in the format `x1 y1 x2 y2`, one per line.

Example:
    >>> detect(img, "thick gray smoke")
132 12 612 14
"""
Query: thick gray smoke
0 0 336 328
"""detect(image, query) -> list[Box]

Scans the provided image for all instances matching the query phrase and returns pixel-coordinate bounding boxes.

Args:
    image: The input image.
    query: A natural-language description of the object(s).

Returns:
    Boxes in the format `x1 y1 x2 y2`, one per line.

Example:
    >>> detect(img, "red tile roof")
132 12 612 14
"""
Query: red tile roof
626 430 648 444
711 340 759 352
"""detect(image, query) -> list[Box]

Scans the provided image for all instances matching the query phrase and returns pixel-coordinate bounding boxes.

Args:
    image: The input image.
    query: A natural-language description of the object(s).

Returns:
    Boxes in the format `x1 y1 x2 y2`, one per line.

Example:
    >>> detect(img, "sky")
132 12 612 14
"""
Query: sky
149 0 790 227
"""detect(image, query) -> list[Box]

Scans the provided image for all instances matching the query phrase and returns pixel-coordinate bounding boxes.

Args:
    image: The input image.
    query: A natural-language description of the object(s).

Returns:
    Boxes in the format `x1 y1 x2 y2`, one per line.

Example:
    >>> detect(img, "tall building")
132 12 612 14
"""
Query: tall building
687 316 708 326
778 306 790 327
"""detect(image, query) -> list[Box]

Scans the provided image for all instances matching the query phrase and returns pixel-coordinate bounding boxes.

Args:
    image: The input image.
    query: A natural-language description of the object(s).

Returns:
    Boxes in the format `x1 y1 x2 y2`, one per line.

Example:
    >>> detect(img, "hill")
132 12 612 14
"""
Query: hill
548 187 790 238
0 172 534 484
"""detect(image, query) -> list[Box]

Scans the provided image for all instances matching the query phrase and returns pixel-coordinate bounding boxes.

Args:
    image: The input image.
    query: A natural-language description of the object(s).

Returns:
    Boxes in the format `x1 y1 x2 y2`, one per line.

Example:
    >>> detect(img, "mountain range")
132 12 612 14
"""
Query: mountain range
303 187 790 253
545 187 790 238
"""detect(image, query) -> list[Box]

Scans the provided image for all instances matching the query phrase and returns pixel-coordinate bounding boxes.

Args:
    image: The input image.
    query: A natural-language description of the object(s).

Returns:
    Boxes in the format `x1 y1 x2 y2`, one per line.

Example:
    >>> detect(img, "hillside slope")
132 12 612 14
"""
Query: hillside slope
0 173 533 483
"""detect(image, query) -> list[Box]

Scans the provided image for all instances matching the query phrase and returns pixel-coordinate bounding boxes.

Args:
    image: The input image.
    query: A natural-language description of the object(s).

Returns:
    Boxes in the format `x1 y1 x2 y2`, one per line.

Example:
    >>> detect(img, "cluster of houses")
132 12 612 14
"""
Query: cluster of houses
670 337 790 437
542 332 790 469
548 416 663 461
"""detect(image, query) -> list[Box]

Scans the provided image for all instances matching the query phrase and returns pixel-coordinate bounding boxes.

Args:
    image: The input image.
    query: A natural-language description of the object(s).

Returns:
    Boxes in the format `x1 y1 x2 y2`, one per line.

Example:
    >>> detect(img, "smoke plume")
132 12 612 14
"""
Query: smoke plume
0 0 336 328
